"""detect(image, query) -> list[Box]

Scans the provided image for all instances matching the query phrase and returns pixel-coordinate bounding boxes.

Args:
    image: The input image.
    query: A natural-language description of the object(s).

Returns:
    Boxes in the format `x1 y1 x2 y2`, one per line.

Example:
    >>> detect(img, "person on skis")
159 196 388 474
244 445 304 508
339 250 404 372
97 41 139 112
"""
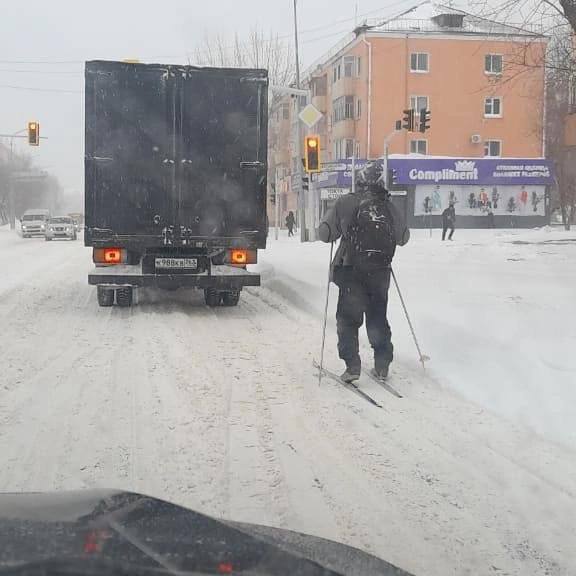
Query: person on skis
318 159 410 383
442 203 456 240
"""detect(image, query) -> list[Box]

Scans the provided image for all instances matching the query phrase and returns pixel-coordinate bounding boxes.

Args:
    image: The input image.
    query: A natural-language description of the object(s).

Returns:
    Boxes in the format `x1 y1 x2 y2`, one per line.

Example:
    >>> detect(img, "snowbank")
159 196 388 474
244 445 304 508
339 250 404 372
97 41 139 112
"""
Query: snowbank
257 227 576 450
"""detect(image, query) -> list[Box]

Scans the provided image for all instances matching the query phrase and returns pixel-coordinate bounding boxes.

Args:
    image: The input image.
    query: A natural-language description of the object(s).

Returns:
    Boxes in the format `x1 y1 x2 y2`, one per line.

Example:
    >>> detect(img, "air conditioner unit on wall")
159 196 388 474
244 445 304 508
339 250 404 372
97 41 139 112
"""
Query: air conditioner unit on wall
471 134 482 144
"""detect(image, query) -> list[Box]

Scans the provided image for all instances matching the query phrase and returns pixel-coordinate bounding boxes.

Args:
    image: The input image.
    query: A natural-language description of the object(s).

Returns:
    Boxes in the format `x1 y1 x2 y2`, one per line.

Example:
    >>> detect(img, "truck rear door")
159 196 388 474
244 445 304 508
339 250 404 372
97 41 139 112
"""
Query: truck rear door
177 68 268 245
85 61 176 238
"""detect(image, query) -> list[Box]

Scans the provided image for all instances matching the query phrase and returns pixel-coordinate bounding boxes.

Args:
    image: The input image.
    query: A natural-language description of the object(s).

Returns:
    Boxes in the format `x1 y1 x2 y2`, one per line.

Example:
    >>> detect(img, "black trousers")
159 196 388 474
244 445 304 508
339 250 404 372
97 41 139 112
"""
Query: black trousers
442 225 455 240
334 266 393 371
287 225 294 236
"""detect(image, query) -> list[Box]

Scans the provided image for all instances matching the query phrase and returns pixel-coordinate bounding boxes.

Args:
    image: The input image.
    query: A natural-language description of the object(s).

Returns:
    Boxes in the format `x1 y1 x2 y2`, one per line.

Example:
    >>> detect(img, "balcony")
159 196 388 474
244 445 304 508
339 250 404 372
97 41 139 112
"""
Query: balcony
312 94 327 114
331 119 356 140
331 76 358 100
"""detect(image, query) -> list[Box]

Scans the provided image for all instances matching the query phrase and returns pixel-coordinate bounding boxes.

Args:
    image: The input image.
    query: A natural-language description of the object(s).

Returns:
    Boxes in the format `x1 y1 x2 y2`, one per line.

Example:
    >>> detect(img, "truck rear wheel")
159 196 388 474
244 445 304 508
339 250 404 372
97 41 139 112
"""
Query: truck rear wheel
204 289 221 308
116 287 133 307
222 291 240 307
97 286 114 307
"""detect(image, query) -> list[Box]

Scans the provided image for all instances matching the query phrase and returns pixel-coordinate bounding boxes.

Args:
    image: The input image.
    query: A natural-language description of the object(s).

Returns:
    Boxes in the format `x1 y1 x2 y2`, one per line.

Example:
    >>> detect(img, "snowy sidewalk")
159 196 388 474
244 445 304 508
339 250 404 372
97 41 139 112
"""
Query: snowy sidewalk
257 227 576 451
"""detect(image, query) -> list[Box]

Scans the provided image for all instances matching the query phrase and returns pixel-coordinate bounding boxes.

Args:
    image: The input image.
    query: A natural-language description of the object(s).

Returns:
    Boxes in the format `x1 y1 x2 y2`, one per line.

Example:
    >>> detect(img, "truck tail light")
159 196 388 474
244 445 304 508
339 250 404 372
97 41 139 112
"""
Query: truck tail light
93 247 126 265
228 249 257 266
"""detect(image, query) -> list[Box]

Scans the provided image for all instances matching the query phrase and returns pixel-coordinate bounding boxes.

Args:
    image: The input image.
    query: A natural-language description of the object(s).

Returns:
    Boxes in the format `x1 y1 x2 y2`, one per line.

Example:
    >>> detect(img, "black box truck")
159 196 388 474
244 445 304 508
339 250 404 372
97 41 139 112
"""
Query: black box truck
84 60 268 307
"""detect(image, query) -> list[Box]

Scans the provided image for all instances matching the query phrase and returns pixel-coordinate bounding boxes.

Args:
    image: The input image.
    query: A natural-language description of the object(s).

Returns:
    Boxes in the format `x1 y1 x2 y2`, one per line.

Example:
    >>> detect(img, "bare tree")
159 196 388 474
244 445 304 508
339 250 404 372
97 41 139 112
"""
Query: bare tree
468 1 576 228
192 27 295 89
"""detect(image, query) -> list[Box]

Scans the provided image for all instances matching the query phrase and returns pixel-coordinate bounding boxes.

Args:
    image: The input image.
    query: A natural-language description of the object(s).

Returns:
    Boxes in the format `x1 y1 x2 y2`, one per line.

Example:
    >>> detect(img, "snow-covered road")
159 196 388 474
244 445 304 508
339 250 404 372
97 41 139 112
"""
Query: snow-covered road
1 226 575 576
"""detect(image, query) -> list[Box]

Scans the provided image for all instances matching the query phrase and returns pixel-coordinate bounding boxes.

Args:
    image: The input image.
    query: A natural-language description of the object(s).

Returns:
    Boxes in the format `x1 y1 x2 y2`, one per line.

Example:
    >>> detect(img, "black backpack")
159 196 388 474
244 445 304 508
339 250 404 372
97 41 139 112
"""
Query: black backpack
347 192 396 271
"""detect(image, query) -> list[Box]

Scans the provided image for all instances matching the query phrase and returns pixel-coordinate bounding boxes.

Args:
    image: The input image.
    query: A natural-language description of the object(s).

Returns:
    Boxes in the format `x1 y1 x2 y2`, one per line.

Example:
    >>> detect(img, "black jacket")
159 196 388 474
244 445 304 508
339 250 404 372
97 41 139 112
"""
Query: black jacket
442 207 456 226
318 191 410 272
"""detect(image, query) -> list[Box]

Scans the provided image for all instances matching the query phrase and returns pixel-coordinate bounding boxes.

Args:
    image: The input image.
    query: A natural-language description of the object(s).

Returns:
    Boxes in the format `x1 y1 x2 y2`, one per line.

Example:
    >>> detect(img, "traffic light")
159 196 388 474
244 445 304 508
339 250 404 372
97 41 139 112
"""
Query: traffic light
402 109 415 132
419 109 431 133
302 174 310 192
304 135 320 173
387 168 398 187
28 121 40 146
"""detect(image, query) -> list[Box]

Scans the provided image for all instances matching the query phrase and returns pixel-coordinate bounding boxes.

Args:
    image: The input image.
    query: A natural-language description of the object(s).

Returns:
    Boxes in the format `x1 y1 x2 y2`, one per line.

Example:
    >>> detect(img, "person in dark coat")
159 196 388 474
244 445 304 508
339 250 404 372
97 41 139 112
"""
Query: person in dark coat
442 203 456 240
486 209 495 229
318 159 410 382
285 211 296 237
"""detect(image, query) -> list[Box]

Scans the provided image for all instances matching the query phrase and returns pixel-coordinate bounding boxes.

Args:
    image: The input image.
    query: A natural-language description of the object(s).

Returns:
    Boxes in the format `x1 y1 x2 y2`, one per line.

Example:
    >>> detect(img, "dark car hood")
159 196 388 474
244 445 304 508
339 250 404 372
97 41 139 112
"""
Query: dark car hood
0 490 413 576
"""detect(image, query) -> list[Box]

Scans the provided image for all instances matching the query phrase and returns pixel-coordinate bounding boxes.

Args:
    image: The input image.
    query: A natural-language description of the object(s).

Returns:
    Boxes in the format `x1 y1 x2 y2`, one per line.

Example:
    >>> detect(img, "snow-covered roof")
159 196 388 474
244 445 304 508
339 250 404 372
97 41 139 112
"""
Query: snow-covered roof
364 0 544 38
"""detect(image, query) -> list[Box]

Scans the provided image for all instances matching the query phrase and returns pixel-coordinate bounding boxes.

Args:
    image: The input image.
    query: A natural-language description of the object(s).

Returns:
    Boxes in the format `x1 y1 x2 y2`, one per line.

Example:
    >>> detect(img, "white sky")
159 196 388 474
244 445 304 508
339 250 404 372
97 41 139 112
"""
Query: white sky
0 0 541 192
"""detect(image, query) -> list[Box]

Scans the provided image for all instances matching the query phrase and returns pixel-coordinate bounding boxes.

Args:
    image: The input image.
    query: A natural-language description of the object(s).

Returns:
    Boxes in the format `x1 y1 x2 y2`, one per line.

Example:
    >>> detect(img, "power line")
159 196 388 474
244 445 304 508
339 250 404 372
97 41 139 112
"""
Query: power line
0 68 82 75
0 0 417 66
0 84 82 94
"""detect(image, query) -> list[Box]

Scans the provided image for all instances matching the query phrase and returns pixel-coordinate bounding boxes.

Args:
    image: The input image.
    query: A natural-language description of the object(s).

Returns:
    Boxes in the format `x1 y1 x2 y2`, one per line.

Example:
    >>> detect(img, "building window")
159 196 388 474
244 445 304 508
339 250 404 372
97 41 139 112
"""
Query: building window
570 77 576 112
484 97 502 117
345 139 355 158
410 139 428 154
345 95 354 118
333 62 341 84
312 75 327 97
333 139 355 159
332 95 355 123
357 99 362 119
484 140 502 157
410 53 429 73
355 141 360 158
485 54 503 75
356 57 362 76
344 56 356 77
410 95 429 112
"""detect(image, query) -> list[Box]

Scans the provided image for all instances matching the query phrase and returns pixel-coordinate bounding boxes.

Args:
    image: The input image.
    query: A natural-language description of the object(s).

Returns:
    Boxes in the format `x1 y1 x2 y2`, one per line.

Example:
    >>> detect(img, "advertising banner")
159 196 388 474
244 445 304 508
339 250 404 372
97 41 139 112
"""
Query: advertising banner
414 184 546 216
314 158 553 190
394 158 552 186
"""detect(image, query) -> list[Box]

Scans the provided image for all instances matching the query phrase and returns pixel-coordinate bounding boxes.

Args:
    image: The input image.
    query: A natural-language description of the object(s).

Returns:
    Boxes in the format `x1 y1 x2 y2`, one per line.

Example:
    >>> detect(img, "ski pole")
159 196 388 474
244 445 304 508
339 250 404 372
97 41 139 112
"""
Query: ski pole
391 268 429 372
318 242 334 386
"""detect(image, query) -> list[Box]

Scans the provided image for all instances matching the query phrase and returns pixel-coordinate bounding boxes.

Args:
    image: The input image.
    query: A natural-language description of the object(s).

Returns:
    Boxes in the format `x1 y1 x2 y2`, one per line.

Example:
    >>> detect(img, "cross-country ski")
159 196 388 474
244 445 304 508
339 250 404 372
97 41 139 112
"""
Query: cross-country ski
313 360 383 408
363 368 403 399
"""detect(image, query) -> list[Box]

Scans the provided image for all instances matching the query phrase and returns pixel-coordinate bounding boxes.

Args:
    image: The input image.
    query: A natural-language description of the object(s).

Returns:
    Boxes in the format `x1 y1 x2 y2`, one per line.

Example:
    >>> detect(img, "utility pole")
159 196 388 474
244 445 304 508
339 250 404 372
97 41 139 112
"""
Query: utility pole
274 169 280 240
293 0 306 242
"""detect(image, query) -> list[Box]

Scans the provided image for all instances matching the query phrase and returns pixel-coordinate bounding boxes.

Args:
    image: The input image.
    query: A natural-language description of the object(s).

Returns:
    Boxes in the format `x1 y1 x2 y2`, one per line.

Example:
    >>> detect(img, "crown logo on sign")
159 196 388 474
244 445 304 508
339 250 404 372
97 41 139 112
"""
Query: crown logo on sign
455 161 476 171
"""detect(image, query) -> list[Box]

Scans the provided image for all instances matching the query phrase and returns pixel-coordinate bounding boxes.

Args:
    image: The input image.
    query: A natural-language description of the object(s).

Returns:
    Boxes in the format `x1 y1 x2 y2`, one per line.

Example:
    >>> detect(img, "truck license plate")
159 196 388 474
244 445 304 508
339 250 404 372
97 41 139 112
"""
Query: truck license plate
155 257 198 270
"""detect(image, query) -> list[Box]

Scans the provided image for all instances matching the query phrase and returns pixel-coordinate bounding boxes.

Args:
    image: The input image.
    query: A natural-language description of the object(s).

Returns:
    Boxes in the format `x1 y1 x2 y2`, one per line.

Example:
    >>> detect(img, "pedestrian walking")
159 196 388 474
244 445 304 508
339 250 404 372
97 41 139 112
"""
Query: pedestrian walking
285 211 296 237
442 203 456 240
318 159 410 383
486 209 495 229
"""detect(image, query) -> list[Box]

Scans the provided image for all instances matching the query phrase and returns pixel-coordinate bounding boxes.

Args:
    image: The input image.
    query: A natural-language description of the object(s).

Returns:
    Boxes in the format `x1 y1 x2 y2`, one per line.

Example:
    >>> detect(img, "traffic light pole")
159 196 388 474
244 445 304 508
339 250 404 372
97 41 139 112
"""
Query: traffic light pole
383 127 401 189
293 0 307 242
274 170 280 240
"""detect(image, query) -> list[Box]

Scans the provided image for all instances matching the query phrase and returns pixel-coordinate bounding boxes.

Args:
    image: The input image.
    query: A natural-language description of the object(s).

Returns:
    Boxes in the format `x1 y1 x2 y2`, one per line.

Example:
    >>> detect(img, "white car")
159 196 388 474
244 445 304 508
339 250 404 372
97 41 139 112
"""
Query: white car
20 209 50 238
44 217 78 241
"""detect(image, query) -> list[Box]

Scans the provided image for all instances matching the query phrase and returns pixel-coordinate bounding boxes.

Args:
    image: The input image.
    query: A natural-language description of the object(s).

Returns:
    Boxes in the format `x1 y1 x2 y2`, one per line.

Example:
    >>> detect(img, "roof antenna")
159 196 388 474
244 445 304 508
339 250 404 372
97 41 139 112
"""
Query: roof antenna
355 2 359 26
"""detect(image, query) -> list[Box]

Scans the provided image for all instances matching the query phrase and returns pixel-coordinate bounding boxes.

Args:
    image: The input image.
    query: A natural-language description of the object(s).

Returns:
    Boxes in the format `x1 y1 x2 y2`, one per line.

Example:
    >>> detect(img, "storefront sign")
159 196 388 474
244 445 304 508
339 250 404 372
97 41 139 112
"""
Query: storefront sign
314 158 553 189
391 158 553 186
320 188 350 200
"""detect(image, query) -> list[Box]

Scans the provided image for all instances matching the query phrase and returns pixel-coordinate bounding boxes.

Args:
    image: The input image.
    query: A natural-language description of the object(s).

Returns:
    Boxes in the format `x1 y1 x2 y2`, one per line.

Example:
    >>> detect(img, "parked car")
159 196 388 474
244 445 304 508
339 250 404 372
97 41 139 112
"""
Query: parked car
20 209 50 238
44 216 78 241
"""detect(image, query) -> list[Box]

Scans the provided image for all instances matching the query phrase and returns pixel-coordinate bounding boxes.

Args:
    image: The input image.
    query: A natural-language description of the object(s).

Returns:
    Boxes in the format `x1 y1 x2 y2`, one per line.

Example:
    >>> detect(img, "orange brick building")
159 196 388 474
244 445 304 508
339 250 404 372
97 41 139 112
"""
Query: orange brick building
269 1 548 229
